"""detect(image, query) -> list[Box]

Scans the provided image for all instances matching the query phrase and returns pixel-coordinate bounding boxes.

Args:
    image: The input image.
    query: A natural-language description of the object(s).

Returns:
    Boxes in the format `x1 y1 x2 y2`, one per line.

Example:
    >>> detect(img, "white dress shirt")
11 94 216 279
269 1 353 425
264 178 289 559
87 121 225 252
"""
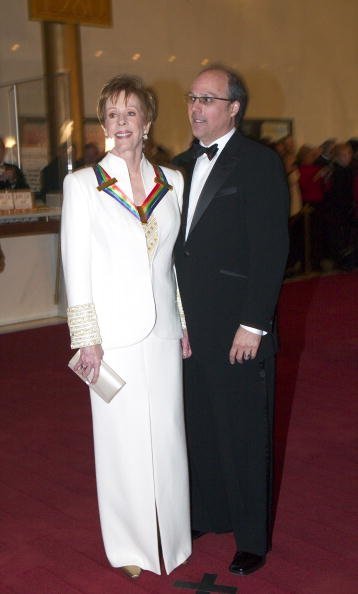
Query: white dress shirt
186 128 236 238
186 128 265 337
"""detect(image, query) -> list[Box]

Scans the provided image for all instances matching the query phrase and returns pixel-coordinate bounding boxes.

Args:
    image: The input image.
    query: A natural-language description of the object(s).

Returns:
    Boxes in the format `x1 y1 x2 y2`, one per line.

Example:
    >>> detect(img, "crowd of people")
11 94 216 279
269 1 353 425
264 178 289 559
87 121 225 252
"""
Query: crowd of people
2 127 357 282
268 135 358 274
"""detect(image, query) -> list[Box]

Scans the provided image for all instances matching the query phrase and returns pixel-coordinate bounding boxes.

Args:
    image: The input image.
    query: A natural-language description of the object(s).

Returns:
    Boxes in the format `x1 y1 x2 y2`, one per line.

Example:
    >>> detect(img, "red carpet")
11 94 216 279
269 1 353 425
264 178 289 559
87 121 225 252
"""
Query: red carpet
0 273 357 593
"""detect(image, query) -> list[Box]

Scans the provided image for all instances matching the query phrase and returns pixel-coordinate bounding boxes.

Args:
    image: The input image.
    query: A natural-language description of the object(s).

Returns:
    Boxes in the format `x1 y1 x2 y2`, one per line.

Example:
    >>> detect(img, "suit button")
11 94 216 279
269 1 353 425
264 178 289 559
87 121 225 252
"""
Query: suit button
184 250 190 256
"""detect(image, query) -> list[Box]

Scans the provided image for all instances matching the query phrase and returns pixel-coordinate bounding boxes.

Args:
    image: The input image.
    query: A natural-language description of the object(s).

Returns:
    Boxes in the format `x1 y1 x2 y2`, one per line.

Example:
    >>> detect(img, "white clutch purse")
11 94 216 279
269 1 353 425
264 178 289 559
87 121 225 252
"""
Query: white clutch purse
68 350 126 403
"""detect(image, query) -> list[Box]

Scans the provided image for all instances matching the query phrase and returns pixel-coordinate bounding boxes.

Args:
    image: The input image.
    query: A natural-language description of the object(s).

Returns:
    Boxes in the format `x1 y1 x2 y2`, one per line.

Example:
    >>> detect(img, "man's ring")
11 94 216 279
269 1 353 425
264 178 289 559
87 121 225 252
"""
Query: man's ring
245 353 251 360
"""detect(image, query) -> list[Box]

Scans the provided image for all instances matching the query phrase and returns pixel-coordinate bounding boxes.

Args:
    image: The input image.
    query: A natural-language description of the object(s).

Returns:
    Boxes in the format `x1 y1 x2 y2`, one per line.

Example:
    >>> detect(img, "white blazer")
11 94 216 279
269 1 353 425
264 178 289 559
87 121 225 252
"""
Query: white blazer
61 152 184 348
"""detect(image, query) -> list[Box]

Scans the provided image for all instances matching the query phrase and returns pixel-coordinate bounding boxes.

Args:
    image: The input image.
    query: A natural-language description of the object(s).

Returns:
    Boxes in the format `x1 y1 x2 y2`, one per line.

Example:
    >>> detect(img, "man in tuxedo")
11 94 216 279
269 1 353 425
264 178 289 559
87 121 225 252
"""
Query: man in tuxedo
174 65 289 576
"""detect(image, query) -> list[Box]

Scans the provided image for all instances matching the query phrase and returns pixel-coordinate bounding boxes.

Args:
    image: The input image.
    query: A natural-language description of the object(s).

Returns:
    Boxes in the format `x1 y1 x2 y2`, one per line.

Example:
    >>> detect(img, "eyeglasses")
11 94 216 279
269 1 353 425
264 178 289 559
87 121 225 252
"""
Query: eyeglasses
185 94 232 106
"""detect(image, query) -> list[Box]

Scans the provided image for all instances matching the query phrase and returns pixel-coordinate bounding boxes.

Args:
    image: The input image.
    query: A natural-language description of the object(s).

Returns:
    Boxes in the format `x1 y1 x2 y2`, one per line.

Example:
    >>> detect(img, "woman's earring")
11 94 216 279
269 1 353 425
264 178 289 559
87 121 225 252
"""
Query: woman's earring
143 132 148 140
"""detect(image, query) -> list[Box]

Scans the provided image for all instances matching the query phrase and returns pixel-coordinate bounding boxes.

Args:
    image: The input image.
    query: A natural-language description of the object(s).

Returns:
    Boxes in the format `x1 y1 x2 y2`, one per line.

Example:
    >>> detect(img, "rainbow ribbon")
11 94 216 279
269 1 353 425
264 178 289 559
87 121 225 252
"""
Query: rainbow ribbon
93 163 172 223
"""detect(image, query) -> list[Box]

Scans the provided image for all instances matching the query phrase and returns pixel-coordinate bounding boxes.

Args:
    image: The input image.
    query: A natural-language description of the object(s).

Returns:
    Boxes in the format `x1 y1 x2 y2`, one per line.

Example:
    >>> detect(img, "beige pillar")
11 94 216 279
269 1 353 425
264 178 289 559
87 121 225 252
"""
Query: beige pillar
42 22 84 161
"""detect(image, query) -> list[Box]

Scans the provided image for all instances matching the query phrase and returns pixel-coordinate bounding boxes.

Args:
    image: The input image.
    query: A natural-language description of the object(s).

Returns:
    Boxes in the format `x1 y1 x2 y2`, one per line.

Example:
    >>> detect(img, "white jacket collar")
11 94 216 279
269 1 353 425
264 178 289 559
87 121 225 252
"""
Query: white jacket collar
99 152 155 199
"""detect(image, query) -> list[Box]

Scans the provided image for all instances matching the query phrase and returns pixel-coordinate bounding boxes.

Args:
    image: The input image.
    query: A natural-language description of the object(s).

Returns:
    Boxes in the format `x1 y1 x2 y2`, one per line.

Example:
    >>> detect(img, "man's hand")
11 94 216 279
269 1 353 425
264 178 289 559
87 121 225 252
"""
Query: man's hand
229 326 261 364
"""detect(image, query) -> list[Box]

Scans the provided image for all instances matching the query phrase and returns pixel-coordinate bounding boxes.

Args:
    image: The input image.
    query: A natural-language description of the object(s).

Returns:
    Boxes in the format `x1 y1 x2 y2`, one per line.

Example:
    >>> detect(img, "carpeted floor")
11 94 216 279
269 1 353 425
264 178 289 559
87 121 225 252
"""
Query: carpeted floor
0 272 357 593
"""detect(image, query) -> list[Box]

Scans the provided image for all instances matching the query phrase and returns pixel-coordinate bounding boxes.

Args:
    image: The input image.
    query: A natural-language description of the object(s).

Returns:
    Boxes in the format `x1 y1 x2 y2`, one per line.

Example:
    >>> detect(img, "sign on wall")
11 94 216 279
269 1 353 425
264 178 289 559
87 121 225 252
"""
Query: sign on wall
242 118 293 142
28 0 112 27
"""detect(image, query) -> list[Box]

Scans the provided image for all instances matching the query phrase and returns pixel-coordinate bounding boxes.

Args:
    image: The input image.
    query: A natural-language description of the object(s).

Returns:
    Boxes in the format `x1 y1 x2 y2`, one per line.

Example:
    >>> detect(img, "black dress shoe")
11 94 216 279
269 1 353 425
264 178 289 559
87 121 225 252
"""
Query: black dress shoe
229 550 266 575
191 529 207 540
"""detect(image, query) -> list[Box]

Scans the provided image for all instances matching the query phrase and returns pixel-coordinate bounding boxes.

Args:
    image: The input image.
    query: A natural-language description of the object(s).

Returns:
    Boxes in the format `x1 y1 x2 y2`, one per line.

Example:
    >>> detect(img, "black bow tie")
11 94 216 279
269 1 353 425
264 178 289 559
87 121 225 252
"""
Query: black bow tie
191 142 219 161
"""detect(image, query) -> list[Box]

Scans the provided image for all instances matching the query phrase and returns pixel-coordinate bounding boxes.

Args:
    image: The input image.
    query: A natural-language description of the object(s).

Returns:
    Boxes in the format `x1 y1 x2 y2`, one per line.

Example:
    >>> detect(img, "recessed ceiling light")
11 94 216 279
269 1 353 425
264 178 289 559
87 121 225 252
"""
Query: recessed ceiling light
11 43 20 52
132 53 141 61
168 55 176 63
95 50 103 58
201 58 209 66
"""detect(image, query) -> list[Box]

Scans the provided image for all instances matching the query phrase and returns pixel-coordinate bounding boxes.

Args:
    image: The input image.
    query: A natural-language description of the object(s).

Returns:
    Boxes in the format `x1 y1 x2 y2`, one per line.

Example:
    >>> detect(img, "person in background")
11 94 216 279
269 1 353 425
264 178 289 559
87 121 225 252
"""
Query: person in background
348 138 358 173
272 137 286 159
0 137 29 190
285 150 303 275
174 65 289 576
61 74 191 580
349 139 358 267
284 148 302 217
40 143 73 199
324 142 355 269
314 138 336 168
281 134 296 160
74 142 101 169
146 141 173 166
297 144 328 270
0 136 30 271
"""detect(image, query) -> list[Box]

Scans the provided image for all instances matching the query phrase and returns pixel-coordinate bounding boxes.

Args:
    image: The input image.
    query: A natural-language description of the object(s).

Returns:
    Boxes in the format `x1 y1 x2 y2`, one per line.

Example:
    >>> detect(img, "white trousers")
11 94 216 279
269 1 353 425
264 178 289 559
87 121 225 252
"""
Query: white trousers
89 333 191 574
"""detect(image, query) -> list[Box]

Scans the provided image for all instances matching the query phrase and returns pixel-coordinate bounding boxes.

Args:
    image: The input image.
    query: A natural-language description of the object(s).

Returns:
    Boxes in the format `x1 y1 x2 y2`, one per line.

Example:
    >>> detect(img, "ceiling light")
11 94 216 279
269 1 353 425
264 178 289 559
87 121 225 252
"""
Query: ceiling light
5 136 16 148
95 50 103 58
132 53 141 61
11 43 20 52
168 55 176 63
201 58 209 66
59 120 74 144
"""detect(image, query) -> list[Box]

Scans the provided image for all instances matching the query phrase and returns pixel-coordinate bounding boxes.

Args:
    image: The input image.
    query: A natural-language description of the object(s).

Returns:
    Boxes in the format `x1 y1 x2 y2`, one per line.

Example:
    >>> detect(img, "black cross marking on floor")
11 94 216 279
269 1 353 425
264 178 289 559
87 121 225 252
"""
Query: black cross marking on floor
174 572 238 593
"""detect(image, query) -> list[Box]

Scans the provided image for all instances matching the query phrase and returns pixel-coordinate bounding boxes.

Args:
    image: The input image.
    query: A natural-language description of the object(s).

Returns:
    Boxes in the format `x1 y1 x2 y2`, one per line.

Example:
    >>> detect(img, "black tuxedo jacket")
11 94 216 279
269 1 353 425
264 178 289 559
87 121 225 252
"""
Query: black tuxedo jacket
174 130 289 361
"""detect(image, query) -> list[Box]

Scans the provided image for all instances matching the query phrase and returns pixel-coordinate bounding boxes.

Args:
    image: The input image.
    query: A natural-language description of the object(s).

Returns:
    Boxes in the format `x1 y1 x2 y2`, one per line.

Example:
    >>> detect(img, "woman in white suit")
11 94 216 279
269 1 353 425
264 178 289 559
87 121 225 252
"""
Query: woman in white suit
61 75 191 578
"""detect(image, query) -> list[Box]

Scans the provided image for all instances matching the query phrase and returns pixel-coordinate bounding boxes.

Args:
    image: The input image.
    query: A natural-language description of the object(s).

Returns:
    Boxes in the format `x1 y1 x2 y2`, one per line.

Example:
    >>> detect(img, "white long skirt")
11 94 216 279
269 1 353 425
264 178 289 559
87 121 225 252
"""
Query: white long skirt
89 332 191 574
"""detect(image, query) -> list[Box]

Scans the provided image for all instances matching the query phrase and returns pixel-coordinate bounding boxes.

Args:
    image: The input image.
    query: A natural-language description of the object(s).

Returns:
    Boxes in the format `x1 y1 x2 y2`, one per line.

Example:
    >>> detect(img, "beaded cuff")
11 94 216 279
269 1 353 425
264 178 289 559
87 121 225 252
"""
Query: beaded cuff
67 303 102 349
176 285 187 330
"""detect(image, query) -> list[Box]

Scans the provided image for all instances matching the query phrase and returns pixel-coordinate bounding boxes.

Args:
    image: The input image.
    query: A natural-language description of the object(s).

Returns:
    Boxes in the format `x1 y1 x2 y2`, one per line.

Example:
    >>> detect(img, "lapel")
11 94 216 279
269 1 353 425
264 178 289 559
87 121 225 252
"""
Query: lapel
181 159 195 238
187 131 242 240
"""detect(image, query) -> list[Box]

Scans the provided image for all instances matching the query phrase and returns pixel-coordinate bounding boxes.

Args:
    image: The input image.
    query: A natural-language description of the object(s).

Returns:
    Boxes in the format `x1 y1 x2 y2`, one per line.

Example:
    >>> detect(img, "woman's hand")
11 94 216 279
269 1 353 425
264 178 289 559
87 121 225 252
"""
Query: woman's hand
74 344 104 384
181 329 192 359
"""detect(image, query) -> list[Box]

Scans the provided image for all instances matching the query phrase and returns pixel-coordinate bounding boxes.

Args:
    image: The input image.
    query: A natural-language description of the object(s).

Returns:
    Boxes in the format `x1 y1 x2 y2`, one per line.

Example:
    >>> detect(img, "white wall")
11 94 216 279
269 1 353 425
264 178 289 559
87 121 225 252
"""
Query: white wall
0 0 357 154
0 234 65 325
